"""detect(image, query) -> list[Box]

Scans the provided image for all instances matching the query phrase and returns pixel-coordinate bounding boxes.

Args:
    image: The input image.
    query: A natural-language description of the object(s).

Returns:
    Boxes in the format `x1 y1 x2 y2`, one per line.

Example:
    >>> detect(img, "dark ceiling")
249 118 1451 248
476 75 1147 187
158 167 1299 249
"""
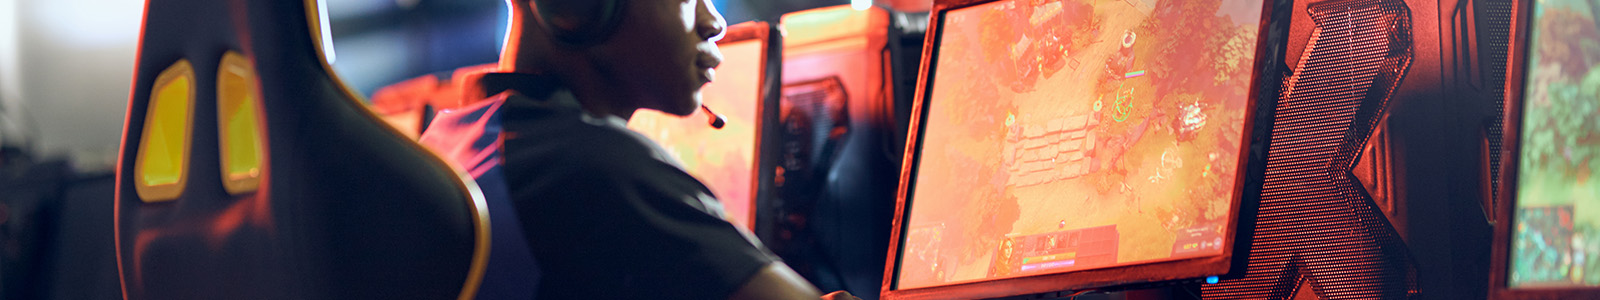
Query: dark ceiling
322 0 870 95
719 0 852 23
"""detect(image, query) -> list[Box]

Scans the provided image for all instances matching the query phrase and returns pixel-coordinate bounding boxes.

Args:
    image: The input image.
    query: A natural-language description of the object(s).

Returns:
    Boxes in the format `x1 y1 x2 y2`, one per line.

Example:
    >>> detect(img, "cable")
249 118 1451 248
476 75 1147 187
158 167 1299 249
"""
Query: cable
0 98 8 147
0 74 41 154
0 94 30 150
876 44 899 161
1062 289 1096 299
1184 285 1203 299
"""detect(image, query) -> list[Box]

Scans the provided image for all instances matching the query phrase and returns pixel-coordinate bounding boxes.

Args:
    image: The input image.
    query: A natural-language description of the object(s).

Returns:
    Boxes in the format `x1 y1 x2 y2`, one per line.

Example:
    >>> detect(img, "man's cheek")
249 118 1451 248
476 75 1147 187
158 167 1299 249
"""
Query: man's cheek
678 1 697 30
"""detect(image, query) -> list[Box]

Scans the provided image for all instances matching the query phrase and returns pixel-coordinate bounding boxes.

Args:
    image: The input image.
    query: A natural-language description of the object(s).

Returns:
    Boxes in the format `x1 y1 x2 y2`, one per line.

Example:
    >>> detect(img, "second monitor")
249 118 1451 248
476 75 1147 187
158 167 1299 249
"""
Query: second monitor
885 0 1280 298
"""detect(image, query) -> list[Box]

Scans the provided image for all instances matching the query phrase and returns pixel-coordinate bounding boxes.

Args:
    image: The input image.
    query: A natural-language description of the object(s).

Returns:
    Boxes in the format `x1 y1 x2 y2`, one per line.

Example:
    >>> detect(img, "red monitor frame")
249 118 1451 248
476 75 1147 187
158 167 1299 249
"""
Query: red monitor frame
881 0 1283 298
1489 0 1600 298
731 21 785 233
723 21 781 231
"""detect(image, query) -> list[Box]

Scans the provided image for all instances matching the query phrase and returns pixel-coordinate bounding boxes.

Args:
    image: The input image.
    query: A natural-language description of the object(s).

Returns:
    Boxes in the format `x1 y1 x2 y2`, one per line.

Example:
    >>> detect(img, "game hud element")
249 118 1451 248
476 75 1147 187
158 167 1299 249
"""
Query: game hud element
899 0 1260 289
1511 0 1600 288
988 225 1119 278
628 41 764 229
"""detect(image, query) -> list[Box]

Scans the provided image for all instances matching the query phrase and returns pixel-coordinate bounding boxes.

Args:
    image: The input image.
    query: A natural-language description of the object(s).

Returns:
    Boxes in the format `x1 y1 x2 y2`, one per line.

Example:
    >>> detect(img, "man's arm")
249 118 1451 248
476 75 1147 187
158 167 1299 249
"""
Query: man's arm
729 263 822 300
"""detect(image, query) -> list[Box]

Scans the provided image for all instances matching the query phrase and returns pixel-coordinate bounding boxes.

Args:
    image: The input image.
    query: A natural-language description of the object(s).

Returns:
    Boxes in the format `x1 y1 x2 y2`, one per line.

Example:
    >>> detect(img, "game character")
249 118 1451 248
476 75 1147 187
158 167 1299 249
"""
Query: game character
1175 100 1208 142
1103 30 1139 87
1026 0 1072 81
990 237 1019 277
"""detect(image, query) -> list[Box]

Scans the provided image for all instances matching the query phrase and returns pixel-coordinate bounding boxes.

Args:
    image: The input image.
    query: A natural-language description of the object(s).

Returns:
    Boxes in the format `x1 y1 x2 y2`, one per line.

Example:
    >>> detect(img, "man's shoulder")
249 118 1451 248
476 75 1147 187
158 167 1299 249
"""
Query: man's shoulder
497 97 676 177
492 90 716 211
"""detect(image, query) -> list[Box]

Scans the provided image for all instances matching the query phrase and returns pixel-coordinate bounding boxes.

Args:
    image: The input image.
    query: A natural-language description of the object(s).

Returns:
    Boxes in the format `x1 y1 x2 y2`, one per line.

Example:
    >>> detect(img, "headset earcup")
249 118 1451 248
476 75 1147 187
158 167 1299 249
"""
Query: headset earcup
532 0 624 46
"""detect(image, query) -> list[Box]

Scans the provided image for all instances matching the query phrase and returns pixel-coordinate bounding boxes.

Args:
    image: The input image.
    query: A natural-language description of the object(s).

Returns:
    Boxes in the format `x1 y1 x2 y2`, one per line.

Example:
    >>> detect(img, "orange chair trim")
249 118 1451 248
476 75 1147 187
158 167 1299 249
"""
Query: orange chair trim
303 1 491 298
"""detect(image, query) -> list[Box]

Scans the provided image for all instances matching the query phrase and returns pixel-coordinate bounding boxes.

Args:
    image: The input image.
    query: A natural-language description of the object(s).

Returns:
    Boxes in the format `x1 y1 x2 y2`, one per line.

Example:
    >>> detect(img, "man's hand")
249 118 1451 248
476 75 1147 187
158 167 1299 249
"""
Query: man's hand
729 263 822 300
822 291 863 300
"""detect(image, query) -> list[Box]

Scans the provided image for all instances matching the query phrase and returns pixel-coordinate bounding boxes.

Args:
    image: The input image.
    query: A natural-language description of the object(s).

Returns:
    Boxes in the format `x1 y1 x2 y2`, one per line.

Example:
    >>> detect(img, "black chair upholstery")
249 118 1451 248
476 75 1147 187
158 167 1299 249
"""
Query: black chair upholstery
114 0 488 299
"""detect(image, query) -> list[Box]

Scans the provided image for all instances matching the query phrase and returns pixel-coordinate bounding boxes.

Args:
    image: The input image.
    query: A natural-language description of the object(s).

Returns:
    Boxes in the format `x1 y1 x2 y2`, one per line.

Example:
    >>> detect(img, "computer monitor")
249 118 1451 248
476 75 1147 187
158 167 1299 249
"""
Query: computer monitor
884 0 1274 298
626 21 781 230
1491 0 1600 298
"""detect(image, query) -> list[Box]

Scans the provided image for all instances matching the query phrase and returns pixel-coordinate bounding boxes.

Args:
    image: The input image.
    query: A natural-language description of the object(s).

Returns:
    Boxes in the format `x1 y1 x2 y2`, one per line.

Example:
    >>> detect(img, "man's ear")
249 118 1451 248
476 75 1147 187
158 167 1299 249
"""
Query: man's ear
500 0 563 73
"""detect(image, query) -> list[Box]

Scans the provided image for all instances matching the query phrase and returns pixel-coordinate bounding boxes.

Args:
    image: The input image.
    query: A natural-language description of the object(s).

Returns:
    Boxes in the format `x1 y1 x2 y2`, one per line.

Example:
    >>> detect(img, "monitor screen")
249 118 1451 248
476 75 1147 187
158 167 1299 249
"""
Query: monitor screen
628 39 766 229
897 0 1264 290
1509 0 1600 289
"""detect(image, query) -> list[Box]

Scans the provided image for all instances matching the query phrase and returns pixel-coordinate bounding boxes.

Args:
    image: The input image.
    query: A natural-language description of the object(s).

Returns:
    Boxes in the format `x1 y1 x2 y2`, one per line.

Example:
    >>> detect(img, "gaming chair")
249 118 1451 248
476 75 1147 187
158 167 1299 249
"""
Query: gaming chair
114 0 489 299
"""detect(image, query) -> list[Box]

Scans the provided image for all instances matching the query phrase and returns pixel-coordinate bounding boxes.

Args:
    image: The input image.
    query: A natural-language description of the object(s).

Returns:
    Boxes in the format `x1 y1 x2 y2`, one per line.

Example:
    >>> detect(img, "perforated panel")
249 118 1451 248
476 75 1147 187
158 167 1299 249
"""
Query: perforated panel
1202 0 1418 298
1478 0 1514 218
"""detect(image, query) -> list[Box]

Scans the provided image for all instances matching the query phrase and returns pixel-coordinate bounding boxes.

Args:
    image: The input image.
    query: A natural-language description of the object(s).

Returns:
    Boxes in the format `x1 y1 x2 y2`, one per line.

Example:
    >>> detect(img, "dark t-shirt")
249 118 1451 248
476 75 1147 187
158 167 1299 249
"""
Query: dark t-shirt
489 87 777 299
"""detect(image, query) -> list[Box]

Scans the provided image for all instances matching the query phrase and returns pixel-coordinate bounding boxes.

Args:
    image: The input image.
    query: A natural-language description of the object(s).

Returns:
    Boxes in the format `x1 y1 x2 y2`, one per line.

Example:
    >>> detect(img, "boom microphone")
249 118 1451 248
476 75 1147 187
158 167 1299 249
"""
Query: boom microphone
702 104 726 129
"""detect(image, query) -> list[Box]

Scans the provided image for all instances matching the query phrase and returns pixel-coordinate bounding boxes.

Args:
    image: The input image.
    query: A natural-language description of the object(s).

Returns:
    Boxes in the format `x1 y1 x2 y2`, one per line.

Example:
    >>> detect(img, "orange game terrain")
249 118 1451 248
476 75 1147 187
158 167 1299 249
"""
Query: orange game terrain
900 0 1261 289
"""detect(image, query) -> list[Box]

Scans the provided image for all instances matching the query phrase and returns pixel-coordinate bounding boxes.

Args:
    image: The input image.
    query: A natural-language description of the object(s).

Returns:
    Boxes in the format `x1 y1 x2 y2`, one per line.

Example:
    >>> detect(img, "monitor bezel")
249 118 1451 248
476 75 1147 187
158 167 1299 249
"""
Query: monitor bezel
707 21 782 231
881 0 1286 298
1488 0 1600 298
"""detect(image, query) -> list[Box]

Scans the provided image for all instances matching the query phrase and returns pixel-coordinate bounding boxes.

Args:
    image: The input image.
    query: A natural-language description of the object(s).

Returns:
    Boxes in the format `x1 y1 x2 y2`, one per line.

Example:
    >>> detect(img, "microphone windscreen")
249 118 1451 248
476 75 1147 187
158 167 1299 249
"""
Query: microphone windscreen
702 104 726 129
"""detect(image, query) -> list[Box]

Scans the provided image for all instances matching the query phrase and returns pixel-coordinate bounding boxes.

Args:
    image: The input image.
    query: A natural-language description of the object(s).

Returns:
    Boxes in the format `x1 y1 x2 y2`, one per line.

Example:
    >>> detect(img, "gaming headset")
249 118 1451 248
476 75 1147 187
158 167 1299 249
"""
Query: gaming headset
529 0 729 128
530 0 627 46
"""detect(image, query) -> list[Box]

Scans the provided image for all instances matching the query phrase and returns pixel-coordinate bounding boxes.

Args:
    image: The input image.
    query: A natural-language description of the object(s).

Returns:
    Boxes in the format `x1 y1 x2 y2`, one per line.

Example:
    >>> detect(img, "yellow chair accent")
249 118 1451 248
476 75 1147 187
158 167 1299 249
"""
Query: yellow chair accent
216 51 264 194
135 60 196 202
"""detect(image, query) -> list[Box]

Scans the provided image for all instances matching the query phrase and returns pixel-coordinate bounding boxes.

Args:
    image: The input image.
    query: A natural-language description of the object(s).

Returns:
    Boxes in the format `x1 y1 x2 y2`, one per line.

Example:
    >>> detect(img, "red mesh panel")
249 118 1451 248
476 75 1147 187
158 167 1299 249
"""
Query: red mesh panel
1479 0 1514 218
1203 0 1419 299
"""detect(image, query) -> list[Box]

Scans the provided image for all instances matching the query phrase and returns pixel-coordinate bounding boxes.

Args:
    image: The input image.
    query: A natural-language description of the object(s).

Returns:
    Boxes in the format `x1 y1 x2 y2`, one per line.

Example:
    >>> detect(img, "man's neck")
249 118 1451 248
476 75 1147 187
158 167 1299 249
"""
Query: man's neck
567 79 638 121
497 65 638 122
477 72 636 129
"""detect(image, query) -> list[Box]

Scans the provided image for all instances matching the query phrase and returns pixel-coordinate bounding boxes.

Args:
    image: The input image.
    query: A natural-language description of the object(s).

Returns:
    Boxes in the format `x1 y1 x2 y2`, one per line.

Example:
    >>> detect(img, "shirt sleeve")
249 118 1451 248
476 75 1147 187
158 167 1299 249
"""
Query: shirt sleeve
508 148 777 300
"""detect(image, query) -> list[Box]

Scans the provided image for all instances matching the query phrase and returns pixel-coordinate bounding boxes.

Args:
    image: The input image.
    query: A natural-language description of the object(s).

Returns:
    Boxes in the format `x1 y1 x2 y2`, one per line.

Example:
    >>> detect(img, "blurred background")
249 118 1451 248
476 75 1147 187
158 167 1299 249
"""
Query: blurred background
0 0 1553 299
0 0 924 299
0 0 909 173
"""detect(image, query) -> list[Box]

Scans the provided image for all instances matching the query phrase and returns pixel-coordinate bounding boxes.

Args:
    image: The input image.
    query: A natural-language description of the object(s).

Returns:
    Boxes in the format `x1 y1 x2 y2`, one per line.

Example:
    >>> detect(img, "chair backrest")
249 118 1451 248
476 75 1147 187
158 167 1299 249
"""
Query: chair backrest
114 0 489 299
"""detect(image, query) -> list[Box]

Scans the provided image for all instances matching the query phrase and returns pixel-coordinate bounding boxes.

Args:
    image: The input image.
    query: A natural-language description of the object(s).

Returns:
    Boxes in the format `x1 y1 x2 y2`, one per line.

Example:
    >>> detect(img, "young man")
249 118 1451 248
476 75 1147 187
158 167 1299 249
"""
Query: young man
419 0 862 299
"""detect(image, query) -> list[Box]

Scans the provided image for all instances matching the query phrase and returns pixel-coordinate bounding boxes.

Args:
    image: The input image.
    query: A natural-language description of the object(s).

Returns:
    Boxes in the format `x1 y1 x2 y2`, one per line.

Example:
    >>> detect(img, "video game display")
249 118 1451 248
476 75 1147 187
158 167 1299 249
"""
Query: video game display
628 41 765 229
899 0 1262 289
1510 0 1600 288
